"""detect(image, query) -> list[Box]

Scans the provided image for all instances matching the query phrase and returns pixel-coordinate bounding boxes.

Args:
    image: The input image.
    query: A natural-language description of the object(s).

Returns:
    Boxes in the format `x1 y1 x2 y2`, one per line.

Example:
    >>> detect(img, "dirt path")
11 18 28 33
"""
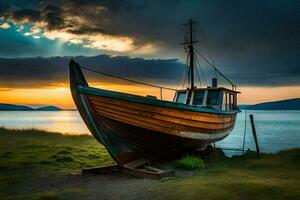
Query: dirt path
35 171 170 200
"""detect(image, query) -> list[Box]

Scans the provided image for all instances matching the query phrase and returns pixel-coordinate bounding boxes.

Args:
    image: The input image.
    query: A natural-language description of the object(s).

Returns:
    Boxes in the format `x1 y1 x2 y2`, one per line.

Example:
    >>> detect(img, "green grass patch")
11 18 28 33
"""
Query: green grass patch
0 127 114 200
163 148 300 200
54 155 74 163
175 155 204 170
36 192 60 200
56 149 72 155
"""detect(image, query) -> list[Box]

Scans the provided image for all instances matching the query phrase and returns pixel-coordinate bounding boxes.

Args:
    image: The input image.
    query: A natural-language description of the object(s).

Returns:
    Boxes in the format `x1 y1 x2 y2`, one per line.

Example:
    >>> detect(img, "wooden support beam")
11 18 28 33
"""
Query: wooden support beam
82 160 175 180
122 166 174 180
82 164 120 174
249 114 260 157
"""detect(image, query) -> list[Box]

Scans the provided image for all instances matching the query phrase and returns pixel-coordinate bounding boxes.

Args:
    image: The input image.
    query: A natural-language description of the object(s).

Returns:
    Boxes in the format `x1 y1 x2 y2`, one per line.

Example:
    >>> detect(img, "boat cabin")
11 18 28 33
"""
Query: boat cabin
173 87 240 111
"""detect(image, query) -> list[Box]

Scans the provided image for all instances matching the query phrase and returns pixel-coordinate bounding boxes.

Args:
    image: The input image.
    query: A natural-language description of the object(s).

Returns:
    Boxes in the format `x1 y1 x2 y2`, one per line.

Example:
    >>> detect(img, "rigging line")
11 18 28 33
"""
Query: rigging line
182 63 189 89
200 25 218 78
176 68 186 90
176 64 187 90
193 54 202 87
242 110 248 154
80 65 178 91
176 50 190 90
198 25 217 79
194 48 236 88
194 54 208 86
182 69 188 89
194 54 207 86
194 60 202 88
183 51 190 89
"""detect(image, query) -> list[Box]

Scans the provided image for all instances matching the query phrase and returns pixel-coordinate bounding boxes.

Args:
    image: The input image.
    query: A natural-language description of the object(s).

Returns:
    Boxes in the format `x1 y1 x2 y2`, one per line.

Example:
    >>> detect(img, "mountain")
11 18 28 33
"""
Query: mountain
0 104 62 111
36 106 62 111
241 98 300 110
238 105 251 110
0 103 34 111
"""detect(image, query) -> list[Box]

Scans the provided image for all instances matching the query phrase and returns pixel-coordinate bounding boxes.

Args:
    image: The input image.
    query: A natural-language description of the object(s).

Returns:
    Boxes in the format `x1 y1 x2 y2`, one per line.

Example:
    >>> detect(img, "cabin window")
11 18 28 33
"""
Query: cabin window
230 94 236 110
192 90 205 105
226 93 229 110
186 91 192 104
233 94 237 109
206 90 220 105
176 92 186 104
223 92 236 111
222 92 226 110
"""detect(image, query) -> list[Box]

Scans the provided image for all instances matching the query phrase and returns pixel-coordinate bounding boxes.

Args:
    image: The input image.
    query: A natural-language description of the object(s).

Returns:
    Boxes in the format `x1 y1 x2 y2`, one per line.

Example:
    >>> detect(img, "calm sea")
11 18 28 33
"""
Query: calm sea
0 110 299 154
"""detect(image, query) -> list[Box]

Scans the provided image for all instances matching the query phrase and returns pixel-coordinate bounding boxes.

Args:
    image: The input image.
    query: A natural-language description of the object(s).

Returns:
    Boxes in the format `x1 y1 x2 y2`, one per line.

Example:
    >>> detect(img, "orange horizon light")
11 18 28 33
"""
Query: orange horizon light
0 84 300 109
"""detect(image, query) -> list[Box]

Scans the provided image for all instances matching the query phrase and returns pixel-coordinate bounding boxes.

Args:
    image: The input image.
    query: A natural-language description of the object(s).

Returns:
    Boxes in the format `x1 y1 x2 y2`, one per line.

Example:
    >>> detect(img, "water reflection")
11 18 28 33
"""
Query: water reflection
0 111 89 135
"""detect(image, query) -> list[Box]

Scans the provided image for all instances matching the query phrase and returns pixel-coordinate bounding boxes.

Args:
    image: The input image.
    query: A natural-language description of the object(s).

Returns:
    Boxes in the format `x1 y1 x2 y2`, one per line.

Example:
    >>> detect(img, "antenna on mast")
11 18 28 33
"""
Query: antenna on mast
181 18 198 90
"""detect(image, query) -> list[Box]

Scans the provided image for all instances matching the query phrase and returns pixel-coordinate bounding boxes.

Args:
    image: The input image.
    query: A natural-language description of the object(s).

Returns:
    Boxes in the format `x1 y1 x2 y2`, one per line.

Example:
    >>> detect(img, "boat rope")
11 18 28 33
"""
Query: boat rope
194 49 236 90
198 25 217 78
181 51 190 89
176 65 187 90
182 68 189 89
195 64 202 88
242 110 248 154
176 51 190 90
194 59 203 88
194 53 208 86
79 65 178 91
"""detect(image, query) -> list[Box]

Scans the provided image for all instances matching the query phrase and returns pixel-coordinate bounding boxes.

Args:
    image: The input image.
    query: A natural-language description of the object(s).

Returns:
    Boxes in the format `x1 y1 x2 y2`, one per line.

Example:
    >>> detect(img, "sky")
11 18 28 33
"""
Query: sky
0 0 299 109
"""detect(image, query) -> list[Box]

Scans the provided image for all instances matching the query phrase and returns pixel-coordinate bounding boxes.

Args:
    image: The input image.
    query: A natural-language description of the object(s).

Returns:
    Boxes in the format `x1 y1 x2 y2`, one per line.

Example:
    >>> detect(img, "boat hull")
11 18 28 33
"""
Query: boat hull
69 60 238 165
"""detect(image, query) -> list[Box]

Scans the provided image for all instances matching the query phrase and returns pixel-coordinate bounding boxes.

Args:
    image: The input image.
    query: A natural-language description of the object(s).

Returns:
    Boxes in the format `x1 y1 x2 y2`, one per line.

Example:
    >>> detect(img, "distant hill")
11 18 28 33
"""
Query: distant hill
238 105 251 110
0 103 33 111
0 104 62 111
36 106 62 111
240 98 300 110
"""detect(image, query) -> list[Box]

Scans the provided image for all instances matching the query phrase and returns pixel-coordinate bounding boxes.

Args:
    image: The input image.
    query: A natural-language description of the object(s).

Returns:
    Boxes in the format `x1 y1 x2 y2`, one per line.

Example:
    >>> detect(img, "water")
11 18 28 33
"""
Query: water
0 110 299 153
217 110 300 154
0 111 89 135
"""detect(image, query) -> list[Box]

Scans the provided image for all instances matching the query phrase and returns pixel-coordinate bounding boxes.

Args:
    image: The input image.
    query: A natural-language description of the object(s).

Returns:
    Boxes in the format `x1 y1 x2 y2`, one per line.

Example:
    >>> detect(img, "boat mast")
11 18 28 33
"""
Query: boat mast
182 19 198 90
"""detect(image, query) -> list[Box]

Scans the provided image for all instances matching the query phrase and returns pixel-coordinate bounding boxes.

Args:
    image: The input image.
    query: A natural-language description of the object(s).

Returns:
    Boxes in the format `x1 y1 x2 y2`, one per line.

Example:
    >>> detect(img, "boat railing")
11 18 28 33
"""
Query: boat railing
79 65 178 101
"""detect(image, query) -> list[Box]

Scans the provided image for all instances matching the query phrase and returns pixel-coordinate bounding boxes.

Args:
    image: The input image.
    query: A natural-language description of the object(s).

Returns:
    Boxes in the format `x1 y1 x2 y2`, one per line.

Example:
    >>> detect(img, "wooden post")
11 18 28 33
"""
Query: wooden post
160 87 163 100
249 114 260 157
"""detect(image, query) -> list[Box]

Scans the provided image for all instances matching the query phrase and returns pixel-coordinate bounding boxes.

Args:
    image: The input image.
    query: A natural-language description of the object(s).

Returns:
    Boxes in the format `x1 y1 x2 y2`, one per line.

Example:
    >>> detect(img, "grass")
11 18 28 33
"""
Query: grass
36 192 59 200
162 149 300 200
0 127 114 173
0 127 299 200
0 127 114 200
175 155 204 170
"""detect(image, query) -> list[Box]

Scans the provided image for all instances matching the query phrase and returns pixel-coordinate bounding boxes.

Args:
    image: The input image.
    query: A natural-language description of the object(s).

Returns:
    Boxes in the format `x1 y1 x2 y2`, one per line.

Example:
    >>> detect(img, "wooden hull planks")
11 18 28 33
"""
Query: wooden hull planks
88 96 236 136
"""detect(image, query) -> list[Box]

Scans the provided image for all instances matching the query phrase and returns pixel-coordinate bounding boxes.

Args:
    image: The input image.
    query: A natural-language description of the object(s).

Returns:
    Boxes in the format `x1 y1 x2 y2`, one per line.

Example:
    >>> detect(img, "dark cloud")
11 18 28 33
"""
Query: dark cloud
42 5 64 30
12 9 41 22
0 54 299 89
2 0 299 50
0 1 299 87
0 55 186 88
0 3 9 15
2 3 64 31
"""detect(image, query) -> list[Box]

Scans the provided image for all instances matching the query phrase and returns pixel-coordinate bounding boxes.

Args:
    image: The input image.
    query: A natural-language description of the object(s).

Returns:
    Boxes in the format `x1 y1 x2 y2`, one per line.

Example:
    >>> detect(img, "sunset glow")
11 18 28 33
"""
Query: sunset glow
1 84 300 109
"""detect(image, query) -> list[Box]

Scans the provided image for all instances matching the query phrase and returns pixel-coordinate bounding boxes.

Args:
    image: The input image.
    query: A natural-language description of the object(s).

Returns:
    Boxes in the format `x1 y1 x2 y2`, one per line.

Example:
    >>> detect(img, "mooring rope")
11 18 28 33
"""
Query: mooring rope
79 66 178 92
194 49 236 90
242 110 248 153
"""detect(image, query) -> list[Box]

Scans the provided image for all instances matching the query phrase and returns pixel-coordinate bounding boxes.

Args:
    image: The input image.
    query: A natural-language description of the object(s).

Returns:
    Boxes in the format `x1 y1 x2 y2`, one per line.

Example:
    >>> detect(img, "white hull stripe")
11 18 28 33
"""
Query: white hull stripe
176 129 233 140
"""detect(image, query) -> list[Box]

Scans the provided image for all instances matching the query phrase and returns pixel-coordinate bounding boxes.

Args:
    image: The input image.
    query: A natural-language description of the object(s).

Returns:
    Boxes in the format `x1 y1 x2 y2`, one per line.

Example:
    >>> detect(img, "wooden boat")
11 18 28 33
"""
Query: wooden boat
69 20 240 166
